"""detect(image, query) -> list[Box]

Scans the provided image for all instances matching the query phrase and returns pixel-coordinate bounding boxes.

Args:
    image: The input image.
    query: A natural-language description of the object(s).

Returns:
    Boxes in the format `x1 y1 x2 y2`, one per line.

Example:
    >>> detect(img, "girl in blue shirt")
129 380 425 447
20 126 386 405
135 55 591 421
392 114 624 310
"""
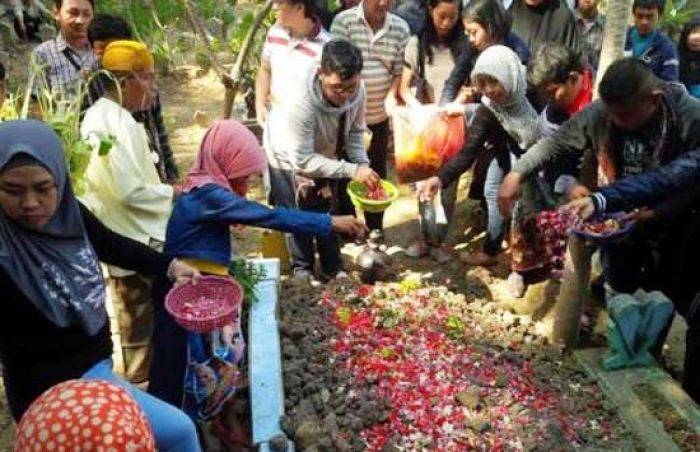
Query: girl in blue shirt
148 120 366 421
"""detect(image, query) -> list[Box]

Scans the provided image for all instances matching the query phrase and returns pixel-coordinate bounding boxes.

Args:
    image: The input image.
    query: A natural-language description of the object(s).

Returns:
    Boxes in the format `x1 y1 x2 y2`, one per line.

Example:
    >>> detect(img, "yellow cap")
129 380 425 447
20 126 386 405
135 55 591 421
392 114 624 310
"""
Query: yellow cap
102 40 154 72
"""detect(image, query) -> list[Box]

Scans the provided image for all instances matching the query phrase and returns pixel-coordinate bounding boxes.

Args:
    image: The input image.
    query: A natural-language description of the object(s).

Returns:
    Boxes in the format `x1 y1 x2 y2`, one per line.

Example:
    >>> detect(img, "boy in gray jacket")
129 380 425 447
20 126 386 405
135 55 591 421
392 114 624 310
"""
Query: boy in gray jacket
281 39 379 279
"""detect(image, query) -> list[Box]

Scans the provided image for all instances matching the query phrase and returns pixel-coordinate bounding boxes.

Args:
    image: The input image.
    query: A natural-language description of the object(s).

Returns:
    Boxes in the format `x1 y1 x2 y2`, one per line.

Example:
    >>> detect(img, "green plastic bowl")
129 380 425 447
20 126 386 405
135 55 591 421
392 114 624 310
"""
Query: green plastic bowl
346 180 399 213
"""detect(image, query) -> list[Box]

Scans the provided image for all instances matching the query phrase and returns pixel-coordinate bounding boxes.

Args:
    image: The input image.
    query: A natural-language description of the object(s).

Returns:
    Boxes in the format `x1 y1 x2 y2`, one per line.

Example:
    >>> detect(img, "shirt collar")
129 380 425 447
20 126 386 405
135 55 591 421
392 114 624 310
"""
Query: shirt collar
357 2 391 30
356 2 391 37
54 33 69 52
279 21 323 43
55 32 91 54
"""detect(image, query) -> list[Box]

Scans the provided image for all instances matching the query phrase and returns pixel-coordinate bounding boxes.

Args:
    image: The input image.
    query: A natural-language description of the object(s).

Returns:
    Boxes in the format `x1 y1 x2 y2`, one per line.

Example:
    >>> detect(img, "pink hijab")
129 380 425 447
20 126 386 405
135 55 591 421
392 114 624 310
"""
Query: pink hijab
182 120 267 193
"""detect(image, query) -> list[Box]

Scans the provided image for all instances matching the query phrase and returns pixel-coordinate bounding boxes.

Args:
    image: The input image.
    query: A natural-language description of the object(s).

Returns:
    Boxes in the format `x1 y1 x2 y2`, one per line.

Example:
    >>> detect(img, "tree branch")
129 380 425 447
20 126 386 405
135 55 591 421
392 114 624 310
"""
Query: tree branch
223 0 273 119
181 0 227 79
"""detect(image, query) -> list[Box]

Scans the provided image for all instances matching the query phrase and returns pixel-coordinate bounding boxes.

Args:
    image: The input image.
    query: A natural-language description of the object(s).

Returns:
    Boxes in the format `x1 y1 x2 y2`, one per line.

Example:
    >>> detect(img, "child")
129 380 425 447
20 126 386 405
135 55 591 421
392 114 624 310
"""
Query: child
679 15 700 98
625 0 679 81
398 0 465 261
417 45 542 267
149 120 366 415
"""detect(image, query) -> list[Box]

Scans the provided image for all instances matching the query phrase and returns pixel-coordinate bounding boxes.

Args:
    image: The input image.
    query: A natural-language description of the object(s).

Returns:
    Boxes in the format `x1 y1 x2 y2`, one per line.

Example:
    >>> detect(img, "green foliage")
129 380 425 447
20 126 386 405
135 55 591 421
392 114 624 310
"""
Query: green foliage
24 63 114 194
444 315 465 340
228 259 268 304
97 0 273 100
660 0 699 40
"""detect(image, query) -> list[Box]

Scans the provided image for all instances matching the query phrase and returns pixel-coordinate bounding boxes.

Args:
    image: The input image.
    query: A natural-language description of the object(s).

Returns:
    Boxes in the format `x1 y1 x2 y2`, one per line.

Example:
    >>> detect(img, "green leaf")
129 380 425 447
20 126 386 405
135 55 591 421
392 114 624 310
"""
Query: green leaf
228 259 267 304
336 306 352 325
98 135 115 156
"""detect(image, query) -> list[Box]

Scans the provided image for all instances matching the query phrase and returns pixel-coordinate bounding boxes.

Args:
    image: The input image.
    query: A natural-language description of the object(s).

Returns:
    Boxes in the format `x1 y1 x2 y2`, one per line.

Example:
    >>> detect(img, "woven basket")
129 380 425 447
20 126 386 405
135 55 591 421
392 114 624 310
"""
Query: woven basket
165 276 243 333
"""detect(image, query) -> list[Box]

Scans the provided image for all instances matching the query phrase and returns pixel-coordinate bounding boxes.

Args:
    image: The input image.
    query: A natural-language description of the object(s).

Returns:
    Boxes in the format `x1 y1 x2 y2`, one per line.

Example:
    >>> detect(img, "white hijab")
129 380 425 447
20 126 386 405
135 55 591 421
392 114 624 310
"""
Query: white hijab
471 45 542 150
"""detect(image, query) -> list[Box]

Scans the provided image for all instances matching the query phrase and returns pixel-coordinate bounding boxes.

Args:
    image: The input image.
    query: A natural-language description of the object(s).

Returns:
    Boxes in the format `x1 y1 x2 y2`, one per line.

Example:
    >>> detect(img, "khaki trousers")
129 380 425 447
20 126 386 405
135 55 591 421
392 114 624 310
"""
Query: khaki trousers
108 274 154 384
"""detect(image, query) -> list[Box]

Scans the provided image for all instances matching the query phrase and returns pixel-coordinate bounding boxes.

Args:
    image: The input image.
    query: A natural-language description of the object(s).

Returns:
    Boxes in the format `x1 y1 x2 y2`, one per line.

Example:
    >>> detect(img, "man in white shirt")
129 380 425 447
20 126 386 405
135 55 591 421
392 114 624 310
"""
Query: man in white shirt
80 40 174 383
255 0 332 278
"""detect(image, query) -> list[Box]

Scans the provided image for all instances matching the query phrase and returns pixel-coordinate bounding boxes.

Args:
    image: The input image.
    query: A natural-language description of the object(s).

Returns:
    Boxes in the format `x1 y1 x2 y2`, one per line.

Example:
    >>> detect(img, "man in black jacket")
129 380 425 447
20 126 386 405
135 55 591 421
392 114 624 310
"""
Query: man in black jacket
564 149 700 403
500 59 700 401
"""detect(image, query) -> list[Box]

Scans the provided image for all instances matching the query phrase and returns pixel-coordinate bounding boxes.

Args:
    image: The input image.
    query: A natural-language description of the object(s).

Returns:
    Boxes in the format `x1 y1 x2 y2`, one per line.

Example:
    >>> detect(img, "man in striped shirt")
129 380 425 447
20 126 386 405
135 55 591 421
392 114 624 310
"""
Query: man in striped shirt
256 0 332 279
331 0 409 232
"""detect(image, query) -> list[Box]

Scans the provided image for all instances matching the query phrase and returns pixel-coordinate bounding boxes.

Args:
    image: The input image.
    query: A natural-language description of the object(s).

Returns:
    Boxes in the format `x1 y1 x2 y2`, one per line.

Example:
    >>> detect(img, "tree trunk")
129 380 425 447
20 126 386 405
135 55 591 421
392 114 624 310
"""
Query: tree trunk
223 0 273 119
593 0 634 98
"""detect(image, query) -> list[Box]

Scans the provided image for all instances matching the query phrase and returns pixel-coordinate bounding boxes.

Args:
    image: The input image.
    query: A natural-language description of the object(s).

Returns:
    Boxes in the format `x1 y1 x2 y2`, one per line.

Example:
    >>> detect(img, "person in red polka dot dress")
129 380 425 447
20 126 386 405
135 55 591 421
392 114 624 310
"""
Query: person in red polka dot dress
15 380 156 452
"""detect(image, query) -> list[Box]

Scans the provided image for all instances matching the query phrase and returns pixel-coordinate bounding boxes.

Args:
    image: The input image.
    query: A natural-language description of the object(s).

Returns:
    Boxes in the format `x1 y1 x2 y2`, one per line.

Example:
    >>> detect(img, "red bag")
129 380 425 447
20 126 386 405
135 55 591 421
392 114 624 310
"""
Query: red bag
425 114 465 163
393 106 466 184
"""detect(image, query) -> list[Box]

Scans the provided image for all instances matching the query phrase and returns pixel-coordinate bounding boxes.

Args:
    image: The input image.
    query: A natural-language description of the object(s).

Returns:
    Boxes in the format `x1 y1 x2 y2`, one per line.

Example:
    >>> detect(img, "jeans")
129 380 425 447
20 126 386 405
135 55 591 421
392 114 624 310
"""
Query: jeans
83 359 201 452
482 155 515 255
365 120 390 231
418 179 458 245
267 166 342 276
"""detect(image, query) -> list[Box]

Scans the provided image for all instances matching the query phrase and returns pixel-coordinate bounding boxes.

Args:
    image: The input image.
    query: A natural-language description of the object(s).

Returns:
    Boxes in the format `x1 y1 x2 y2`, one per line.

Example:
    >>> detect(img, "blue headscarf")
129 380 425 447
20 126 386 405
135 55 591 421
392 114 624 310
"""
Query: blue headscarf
0 120 106 335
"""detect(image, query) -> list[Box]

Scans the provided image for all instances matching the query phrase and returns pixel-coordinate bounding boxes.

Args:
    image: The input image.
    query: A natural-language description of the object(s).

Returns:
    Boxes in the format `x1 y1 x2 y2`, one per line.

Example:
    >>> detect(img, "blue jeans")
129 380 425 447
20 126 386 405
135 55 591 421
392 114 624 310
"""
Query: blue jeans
483 154 515 255
83 359 201 452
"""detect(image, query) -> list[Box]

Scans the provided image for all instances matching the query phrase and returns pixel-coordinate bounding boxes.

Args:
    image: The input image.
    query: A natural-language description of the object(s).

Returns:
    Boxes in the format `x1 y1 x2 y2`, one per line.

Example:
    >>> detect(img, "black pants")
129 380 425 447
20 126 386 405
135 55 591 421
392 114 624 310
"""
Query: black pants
148 276 187 407
292 180 343 277
268 167 344 276
365 120 389 231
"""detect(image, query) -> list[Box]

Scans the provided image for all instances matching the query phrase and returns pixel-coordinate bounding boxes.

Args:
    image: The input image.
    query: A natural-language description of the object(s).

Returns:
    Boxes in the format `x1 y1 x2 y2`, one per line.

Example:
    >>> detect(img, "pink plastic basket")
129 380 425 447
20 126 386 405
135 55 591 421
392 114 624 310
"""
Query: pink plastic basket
165 276 243 333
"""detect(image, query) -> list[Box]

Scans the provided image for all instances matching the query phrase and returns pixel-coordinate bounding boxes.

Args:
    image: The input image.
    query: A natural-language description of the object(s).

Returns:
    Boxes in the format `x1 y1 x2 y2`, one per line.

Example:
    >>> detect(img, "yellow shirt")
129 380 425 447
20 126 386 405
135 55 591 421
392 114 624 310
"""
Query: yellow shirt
79 97 173 245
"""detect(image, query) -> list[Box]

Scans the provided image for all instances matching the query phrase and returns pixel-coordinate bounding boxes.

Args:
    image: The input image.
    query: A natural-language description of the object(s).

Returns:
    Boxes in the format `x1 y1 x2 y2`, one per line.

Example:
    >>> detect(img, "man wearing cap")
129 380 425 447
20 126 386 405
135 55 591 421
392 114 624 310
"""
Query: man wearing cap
80 40 174 383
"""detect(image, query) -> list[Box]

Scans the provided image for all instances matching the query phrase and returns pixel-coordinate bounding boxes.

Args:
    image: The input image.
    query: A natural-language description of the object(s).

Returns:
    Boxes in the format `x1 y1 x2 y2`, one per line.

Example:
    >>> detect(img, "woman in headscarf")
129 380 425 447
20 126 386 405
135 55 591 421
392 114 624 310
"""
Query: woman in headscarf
417 45 542 268
679 15 700 98
0 120 201 451
149 120 366 430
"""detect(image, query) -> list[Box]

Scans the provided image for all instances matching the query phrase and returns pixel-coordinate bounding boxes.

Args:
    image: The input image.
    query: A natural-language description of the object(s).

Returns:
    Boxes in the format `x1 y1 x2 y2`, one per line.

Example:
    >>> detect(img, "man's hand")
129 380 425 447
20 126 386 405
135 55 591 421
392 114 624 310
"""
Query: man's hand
354 165 380 188
624 207 657 223
415 177 441 202
561 196 596 220
331 215 368 239
167 259 202 286
498 172 524 217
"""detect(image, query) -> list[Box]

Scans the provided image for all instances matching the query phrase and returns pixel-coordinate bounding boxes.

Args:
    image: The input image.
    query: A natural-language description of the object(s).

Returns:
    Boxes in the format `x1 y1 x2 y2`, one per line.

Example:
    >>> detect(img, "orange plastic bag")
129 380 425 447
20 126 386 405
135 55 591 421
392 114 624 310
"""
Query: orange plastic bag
392 106 465 184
